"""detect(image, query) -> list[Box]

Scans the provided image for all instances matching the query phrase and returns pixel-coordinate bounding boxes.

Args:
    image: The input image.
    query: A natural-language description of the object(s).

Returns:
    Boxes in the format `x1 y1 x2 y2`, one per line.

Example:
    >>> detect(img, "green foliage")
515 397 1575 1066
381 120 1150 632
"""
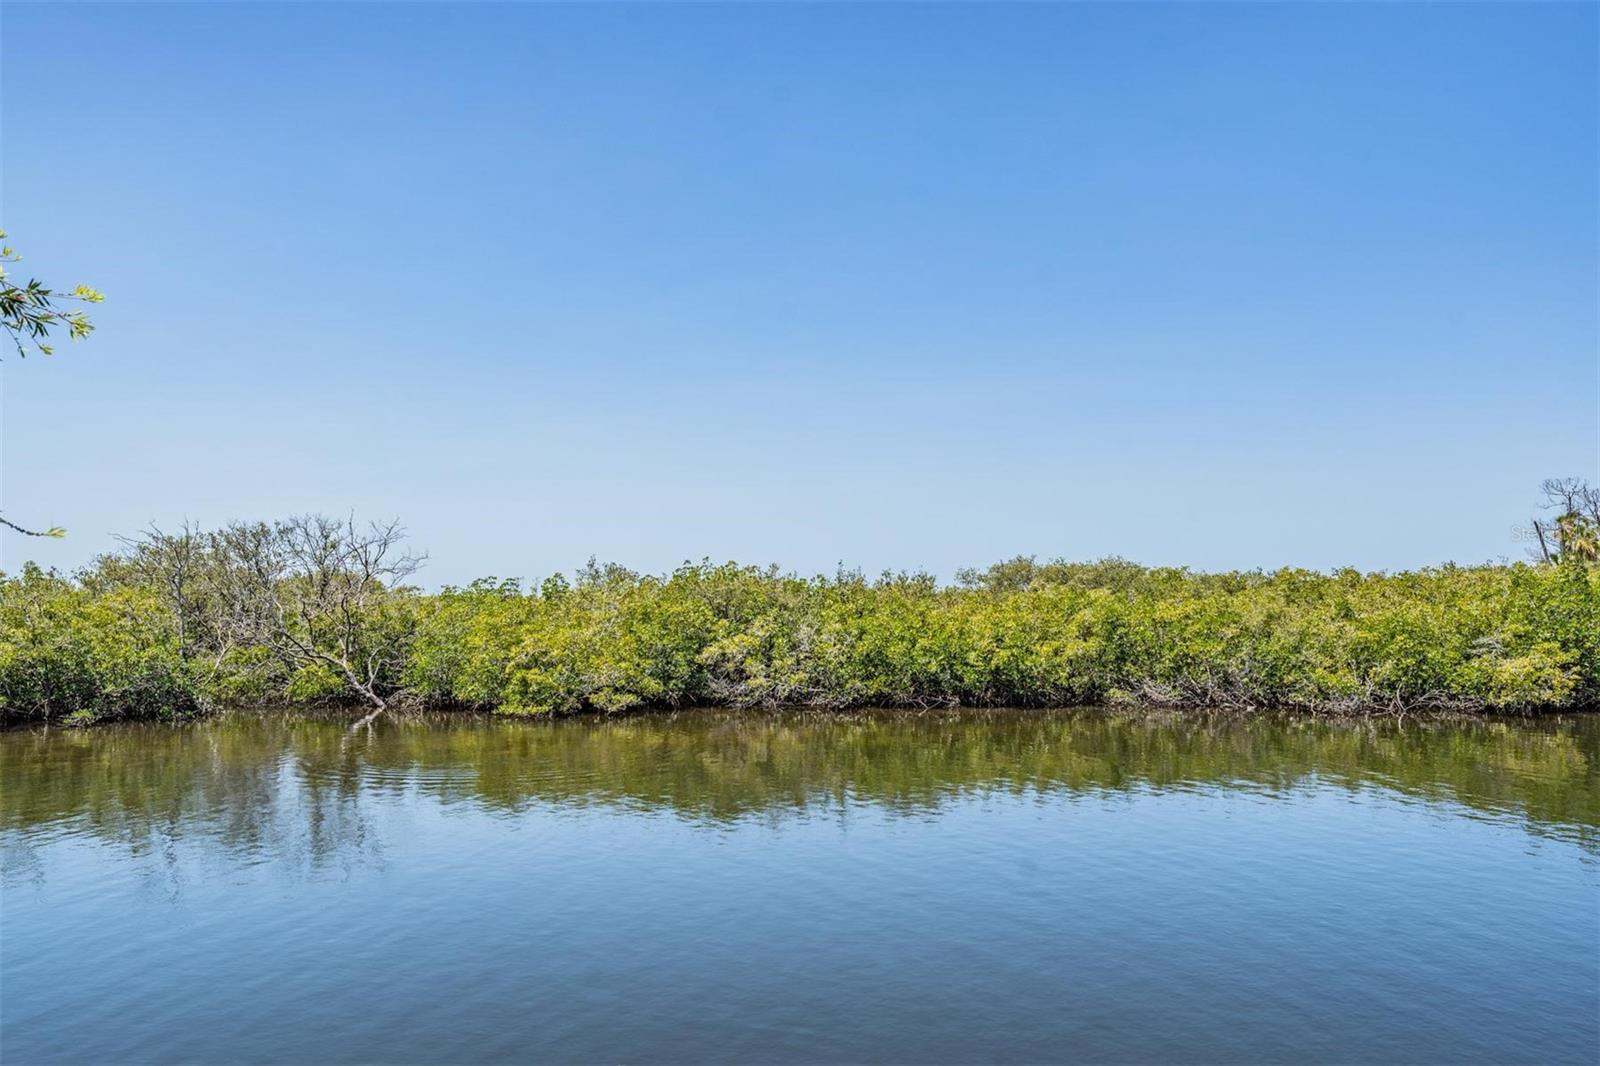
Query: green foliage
0 565 200 724
4 551 1598 725
402 557 1599 717
0 229 103 360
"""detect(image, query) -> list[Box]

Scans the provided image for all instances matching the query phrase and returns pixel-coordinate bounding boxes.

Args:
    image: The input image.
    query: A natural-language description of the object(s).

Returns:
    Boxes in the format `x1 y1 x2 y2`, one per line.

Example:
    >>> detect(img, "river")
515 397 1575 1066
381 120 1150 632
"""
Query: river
2 708 1595 1063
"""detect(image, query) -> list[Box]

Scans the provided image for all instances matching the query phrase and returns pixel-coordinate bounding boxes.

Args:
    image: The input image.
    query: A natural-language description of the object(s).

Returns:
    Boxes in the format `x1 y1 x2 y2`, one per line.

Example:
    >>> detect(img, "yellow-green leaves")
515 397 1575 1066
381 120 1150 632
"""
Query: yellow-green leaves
6 551 1599 725
0 231 102 358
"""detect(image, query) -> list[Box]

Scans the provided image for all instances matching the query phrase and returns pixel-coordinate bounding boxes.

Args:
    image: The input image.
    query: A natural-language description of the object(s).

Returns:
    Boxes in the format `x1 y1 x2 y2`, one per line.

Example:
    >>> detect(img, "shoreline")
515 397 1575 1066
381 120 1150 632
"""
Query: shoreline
10 699 1599 732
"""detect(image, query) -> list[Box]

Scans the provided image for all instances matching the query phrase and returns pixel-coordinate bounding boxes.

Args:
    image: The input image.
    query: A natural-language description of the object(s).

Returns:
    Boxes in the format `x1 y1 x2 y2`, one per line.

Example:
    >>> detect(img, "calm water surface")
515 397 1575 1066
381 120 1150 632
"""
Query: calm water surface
2 708 1596 1064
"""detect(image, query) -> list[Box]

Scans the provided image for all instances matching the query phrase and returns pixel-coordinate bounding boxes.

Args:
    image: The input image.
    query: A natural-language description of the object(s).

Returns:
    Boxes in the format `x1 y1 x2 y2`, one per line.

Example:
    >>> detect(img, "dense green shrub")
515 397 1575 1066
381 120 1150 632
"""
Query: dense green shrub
0 564 200 724
399 557 1600 715
3 551 1597 724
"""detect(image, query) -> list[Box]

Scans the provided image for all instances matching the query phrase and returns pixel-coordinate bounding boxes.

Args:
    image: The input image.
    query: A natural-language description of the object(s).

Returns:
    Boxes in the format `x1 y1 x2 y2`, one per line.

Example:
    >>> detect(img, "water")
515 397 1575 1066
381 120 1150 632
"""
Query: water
2 708 1596 1065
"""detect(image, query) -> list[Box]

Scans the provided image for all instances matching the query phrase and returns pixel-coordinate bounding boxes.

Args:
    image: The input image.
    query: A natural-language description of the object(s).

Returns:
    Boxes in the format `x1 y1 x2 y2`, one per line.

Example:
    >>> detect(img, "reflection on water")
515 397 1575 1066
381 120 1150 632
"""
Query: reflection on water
2 709 1596 1065
4 708 1596 856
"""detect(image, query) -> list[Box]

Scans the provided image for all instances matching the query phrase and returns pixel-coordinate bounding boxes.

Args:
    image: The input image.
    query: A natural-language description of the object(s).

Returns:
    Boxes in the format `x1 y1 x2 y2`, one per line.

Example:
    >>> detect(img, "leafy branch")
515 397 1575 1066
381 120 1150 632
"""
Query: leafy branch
0 228 104 360
1 228 104 537
0 515 66 539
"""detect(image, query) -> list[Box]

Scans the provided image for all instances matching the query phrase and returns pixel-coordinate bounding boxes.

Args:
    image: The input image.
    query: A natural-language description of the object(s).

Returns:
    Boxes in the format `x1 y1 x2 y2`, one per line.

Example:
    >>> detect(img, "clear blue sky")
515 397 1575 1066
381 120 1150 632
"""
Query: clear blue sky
2 2 1595 586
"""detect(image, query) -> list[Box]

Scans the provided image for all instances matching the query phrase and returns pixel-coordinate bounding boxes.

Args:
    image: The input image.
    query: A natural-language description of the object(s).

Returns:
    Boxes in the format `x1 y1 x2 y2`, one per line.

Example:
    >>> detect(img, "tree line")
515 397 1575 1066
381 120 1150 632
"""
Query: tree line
2 507 1596 725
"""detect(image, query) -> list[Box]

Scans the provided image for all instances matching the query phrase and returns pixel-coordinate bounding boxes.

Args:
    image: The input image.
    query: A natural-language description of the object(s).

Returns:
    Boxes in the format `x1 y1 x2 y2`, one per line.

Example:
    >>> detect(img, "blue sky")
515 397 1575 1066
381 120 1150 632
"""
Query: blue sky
2 3 1595 586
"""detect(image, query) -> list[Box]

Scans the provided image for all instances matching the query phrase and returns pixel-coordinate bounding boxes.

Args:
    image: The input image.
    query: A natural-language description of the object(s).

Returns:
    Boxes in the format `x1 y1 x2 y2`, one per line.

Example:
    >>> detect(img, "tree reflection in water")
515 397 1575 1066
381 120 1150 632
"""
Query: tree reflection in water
3 708 1595 877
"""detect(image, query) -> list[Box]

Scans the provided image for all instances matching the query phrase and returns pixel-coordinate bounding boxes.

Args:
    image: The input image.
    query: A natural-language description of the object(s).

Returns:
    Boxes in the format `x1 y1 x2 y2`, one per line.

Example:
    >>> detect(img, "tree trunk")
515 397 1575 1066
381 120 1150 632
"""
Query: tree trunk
346 670 388 730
